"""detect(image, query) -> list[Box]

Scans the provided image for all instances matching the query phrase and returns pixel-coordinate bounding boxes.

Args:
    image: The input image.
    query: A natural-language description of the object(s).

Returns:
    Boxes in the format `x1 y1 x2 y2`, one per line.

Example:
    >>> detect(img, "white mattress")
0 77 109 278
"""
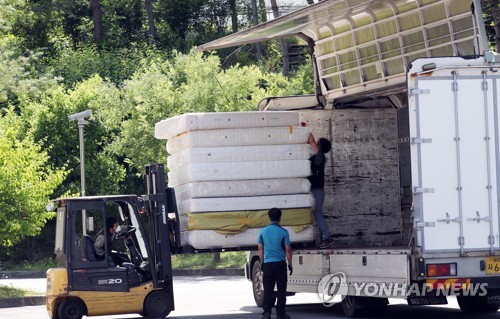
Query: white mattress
173 178 311 201
155 111 299 140
166 126 311 154
180 225 314 249
167 144 313 170
177 194 314 215
167 160 311 187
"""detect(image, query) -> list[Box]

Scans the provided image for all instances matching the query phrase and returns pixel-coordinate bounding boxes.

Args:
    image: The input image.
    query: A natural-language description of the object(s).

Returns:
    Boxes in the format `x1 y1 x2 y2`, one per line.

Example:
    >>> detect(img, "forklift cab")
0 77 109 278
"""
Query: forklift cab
47 165 177 319
54 196 149 292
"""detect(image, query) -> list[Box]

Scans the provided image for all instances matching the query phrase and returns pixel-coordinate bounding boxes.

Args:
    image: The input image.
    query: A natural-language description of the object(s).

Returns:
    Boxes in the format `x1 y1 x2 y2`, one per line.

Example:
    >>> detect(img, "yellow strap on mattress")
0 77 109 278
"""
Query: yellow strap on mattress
187 208 312 235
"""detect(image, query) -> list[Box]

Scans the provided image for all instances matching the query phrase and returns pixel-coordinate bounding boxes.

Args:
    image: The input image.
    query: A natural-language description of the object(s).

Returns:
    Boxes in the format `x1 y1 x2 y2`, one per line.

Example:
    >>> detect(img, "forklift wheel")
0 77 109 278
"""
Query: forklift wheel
57 299 86 319
143 290 171 318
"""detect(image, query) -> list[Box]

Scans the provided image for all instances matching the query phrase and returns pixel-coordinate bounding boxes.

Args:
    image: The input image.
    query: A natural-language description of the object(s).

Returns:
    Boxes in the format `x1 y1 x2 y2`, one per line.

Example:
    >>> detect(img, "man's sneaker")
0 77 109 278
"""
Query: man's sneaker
318 239 334 249
261 312 271 319
277 313 291 319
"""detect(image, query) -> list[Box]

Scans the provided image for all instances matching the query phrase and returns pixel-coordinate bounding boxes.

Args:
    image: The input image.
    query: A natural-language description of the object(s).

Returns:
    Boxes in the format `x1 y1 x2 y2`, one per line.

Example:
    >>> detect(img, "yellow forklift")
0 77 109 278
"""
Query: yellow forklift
45 164 180 319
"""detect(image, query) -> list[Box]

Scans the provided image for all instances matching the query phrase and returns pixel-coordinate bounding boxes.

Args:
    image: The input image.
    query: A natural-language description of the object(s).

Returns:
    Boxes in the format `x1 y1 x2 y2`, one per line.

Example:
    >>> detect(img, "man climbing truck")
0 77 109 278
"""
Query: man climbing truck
195 0 500 317
45 164 176 319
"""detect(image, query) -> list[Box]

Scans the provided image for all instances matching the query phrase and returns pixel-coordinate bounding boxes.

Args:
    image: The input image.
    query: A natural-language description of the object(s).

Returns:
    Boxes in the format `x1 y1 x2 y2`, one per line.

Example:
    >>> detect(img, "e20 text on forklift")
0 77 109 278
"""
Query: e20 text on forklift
45 164 179 319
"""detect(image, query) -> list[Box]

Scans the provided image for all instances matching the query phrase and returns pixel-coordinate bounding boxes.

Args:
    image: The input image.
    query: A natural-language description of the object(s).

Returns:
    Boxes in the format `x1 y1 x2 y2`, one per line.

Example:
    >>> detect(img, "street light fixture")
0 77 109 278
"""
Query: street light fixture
68 109 93 197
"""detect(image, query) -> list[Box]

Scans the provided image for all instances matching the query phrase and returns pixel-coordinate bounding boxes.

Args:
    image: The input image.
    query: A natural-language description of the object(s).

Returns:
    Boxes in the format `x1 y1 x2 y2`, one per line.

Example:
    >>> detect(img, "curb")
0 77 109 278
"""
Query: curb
0 296 45 308
0 269 244 309
0 271 46 279
0 268 244 279
173 268 244 276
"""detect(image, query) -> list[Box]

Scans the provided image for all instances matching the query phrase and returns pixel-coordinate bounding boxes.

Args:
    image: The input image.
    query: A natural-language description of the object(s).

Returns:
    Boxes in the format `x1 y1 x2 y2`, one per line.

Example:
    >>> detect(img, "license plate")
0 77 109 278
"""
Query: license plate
486 257 500 275
408 296 447 306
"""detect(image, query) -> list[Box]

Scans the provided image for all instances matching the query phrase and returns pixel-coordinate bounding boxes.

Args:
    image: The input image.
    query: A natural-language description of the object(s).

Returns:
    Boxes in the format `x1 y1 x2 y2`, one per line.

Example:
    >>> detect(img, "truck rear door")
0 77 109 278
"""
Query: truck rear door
408 57 500 254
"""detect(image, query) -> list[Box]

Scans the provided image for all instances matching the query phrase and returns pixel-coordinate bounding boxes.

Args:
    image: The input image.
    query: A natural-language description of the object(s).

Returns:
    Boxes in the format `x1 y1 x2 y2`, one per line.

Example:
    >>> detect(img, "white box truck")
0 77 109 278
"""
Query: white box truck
197 0 500 316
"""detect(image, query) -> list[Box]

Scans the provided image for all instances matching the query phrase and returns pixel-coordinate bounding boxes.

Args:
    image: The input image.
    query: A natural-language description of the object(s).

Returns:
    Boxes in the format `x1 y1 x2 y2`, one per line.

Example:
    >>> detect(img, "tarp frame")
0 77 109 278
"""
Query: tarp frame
197 0 488 106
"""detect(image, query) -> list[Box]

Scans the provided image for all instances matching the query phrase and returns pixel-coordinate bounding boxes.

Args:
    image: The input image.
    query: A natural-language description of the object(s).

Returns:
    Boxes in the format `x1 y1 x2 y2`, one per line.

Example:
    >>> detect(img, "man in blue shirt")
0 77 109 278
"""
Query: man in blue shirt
258 208 293 319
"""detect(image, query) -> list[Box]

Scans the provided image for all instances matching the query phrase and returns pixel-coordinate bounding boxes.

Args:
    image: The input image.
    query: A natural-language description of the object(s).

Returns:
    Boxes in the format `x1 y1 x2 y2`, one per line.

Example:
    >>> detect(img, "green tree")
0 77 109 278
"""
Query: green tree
0 35 58 109
22 76 126 197
483 0 500 51
111 50 313 172
144 0 157 42
0 109 67 247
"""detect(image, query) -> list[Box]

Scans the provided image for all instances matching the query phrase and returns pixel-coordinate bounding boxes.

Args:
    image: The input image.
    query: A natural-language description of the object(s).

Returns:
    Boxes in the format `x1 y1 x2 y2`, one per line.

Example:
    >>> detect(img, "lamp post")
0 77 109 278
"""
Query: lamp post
68 109 93 197
69 110 92 235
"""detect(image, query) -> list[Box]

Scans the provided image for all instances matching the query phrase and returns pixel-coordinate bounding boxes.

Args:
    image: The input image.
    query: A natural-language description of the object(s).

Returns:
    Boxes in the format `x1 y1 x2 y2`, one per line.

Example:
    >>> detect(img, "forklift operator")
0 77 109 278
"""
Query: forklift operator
94 217 129 265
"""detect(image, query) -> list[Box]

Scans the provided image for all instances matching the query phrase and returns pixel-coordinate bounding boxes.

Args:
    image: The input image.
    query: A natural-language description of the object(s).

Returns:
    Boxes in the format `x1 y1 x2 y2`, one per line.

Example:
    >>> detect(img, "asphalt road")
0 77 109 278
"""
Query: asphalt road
0 276 498 319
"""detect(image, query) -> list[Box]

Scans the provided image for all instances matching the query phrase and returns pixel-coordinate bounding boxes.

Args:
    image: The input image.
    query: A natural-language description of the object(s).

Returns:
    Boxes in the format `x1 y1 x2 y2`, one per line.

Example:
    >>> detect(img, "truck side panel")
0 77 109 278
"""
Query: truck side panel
286 249 410 297
288 254 328 293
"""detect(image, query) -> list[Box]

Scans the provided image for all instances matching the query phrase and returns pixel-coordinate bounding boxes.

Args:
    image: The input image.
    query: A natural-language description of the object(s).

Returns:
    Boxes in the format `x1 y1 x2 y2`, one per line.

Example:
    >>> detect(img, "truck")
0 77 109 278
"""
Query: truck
46 0 500 318
196 0 500 316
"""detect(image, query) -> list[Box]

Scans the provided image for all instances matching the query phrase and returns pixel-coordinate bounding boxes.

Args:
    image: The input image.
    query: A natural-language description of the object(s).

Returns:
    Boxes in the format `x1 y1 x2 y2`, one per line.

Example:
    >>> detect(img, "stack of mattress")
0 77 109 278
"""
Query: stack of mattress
155 111 315 249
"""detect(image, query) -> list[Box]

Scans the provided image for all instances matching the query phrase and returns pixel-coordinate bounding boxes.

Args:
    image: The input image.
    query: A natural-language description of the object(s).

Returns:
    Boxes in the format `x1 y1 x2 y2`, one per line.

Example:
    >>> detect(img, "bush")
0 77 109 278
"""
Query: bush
172 252 246 269
2 257 56 271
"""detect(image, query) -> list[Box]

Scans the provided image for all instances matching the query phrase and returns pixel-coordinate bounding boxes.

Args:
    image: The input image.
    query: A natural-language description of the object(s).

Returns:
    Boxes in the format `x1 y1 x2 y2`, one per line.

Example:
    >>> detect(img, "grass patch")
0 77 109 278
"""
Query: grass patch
3 253 246 271
2 257 56 271
0 285 42 298
172 252 246 269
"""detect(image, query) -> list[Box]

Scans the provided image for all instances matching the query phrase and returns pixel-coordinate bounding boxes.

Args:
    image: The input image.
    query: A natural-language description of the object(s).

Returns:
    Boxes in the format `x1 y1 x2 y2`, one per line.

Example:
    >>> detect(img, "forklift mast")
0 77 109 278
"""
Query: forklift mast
143 163 179 288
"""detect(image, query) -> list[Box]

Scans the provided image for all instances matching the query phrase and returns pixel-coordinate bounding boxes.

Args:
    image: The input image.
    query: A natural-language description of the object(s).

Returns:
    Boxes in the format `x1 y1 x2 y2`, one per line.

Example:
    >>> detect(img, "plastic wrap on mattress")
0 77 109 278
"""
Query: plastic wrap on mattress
167 144 314 170
167 160 311 188
180 225 314 249
177 193 314 215
155 111 299 140
166 126 311 154
178 208 312 233
173 178 311 201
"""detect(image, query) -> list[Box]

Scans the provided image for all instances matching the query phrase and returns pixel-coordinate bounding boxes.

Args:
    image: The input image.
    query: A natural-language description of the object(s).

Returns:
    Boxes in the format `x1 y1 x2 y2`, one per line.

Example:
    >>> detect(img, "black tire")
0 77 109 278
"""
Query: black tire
252 259 277 308
457 295 500 313
252 259 264 307
341 296 363 318
52 307 60 319
57 299 86 319
143 290 172 318
486 304 500 312
341 296 386 318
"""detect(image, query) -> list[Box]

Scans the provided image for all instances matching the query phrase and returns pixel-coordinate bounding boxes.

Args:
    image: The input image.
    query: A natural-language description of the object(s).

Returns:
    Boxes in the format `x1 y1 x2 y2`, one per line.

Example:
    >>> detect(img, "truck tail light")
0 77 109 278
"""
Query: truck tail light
426 263 457 277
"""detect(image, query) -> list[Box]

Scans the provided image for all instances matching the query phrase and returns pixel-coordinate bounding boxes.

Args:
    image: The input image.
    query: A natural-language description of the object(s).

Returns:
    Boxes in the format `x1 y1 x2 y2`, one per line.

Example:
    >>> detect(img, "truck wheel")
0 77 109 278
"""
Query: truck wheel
143 290 172 318
457 295 500 313
57 299 86 319
252 260 277 308
341 296 385 317
341 296 363 318
252 260 264 307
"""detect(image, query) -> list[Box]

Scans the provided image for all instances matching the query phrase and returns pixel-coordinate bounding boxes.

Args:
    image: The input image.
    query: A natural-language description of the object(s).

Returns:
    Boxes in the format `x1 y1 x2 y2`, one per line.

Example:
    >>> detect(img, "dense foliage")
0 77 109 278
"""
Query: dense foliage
0 0 314 262
0 0 497 264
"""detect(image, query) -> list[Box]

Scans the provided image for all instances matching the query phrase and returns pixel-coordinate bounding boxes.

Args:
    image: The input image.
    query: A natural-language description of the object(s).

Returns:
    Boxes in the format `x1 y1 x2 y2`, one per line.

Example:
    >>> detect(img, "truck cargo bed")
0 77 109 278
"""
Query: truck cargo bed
300 108 410 249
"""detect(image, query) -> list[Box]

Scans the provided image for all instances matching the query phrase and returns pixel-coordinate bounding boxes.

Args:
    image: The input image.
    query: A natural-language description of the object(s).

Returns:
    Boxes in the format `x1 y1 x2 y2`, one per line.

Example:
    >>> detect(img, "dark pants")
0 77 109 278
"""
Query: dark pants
111 251 130 266
262 261 287 316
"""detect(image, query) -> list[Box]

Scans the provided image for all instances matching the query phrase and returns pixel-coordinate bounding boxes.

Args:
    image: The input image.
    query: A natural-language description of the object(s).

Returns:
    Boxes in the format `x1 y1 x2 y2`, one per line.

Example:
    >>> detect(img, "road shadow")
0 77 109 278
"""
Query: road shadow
104 302 498 319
